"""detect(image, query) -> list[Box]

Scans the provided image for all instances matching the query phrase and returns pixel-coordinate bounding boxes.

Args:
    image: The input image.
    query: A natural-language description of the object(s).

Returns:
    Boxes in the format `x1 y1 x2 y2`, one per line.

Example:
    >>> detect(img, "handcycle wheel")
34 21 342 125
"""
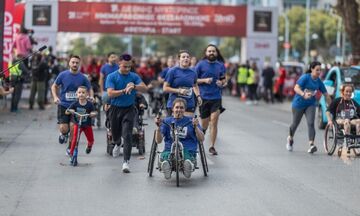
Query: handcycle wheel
324 124 337 155
175 145 180 187
138 130 145 155
147 131 157 177
198 141 208 176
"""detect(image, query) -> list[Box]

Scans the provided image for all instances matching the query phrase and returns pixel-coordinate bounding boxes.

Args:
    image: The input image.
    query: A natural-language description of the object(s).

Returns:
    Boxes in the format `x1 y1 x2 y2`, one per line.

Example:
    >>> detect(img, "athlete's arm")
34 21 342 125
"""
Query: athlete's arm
163 82 187 95
99 73 104 95
51 83 60 104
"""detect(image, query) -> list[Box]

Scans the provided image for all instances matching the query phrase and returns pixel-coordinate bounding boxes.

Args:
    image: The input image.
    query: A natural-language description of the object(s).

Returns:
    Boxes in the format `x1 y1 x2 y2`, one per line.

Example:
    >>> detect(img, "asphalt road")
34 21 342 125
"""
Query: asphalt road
0 96 359 216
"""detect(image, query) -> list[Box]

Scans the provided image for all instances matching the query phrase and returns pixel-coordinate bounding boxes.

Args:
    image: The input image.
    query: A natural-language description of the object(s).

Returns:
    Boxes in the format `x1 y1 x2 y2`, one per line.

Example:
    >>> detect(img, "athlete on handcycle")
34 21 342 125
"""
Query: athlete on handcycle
326 83 360 155
154 98 204 180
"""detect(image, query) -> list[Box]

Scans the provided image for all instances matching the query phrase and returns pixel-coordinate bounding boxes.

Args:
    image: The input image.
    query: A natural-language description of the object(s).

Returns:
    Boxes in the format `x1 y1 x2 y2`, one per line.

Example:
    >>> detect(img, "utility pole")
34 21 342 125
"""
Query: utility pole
284 13 290 62
304 0 310 65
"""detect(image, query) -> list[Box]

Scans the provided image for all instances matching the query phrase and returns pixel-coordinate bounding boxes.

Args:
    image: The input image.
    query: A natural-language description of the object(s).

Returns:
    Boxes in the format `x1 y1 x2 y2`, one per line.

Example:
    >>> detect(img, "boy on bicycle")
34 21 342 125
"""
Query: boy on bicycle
154 98 204 179
66 86 97 156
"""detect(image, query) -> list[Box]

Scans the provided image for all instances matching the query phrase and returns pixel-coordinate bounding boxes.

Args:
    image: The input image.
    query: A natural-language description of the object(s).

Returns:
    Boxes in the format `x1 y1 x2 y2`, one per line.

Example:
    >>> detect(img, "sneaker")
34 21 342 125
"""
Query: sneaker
85 146 92 154
220 107 226 114
66 148 71 157
183 159 194 178
286 136 293 151
132 127 138 134
112 145 120 158
59 134 66 144
308 144 317 154
161 161 172 180
122 161 130 173
209 146 218 155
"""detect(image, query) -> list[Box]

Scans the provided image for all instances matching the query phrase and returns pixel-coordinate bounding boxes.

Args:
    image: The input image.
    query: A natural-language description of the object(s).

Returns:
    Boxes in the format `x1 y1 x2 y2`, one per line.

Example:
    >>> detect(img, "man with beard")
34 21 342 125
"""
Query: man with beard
51 55 93 150
195 44 226 155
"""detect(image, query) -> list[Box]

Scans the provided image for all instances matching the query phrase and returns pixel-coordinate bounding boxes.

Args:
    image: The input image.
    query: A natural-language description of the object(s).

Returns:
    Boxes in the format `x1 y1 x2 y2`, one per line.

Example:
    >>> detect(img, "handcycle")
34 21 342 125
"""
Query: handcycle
147 115 208 187
324 119 360 157
132 107 148 155
66 110 91 166
147 81 165 117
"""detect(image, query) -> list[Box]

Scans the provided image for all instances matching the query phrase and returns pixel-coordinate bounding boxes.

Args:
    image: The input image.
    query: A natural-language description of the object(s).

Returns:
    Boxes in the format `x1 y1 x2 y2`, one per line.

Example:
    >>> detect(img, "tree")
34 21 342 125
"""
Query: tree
70 38 93 56
95 34 127 56
335 0 360 64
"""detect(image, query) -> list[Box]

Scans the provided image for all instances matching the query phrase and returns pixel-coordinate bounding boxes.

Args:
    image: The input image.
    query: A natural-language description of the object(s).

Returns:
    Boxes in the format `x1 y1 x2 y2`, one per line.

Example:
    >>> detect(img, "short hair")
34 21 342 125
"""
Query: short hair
119 53 132 61
177 50 190 58
172 98 187 109
69 54 81 61
77 86 88 91
107 52 116 58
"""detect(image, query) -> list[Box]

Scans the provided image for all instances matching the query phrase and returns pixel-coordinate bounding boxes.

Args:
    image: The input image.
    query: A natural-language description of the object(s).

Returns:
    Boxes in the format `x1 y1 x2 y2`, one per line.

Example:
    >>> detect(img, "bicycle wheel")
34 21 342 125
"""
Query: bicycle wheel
175 144 180 187
324 124 337 155
148 131 157 177
198 141 208 176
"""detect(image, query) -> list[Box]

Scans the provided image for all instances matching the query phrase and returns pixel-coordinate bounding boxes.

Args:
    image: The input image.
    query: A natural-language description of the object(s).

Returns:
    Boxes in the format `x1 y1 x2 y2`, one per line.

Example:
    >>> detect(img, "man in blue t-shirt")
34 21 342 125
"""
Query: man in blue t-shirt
99 52 119 104
106 53 147 173
155 98 204 179
51 55 92 147
195 44 226 155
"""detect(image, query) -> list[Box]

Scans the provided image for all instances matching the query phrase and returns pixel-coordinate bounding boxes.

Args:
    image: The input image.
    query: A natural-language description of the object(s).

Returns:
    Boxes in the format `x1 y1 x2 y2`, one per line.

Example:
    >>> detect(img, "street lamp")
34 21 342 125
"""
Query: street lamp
305 0 310 65
283 13 290 62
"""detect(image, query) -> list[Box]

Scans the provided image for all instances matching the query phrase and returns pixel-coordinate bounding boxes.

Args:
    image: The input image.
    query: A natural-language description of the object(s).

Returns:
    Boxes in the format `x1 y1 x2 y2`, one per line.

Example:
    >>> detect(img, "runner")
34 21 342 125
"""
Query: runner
163 50 201 116
51 55 93 150
195 44 226 155
106 53 147 173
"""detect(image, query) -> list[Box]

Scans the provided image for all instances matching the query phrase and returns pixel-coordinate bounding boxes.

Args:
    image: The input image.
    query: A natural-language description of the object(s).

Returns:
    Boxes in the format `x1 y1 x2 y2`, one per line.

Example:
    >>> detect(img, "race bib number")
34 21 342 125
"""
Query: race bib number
65 92 77 101
178 87 193 98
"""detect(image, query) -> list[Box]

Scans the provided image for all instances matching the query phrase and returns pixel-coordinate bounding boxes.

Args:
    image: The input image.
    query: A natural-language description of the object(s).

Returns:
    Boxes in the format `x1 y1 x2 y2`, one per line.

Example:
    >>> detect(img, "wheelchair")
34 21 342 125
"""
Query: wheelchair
147 121 208 187
105 107 147 156
324 119 360 157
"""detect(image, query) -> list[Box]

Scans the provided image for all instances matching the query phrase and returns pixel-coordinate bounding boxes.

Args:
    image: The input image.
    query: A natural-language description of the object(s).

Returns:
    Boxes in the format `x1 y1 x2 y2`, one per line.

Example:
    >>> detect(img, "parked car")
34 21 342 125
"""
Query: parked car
317 65 360 129
274 62 305 99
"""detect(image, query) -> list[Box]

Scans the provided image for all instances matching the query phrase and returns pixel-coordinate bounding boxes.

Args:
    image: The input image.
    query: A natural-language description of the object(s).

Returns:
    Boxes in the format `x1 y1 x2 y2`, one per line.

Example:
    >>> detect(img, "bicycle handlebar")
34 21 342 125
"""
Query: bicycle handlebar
66 109 91 118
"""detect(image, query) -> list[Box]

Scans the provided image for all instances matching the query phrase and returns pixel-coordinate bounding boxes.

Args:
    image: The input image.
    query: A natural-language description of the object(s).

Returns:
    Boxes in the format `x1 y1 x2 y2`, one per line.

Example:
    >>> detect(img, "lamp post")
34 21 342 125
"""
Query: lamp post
304 0 310 65
283 13 290 62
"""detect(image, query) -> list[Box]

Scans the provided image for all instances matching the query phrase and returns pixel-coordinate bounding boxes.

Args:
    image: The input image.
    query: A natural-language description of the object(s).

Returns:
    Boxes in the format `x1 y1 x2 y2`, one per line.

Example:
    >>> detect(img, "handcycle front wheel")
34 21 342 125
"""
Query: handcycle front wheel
324 124 337 156
175 145 180 187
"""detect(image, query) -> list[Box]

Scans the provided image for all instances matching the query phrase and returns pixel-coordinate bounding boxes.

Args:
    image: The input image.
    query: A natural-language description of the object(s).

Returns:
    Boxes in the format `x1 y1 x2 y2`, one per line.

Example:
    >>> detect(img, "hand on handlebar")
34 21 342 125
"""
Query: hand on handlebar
192 117 199 127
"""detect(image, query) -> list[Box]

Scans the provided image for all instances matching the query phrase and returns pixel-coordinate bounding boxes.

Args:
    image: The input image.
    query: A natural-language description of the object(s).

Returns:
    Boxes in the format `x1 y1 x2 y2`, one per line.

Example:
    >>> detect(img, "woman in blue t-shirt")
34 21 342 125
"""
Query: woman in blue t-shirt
163 50 202 116
286 61 331 153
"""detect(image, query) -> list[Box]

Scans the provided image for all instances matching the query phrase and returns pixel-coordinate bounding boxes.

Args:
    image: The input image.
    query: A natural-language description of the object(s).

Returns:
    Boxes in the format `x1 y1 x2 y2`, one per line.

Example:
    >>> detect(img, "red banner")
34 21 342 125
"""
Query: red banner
14 3 25 34
59 2 247 37
3 0 14 76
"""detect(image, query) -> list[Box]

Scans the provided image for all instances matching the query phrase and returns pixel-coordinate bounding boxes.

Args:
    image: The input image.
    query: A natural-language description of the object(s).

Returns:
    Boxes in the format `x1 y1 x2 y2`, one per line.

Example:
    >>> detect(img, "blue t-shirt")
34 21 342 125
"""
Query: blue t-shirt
68 101 94 127
165 66 197 109
195 59 226 100
160 67 170 79
160 116 201 152
55 70 91 108
292 73 327 109
100 63 119 91
105 71 142 107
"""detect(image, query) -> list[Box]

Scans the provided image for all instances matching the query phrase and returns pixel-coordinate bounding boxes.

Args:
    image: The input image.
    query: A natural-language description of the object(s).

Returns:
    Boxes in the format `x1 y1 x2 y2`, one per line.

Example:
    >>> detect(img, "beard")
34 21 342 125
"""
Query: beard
207 54 216 62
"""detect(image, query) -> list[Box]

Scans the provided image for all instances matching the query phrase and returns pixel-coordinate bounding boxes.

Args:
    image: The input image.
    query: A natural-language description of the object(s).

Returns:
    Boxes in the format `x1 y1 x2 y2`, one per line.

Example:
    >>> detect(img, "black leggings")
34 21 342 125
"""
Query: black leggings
289 106 316 141
109 105 136 161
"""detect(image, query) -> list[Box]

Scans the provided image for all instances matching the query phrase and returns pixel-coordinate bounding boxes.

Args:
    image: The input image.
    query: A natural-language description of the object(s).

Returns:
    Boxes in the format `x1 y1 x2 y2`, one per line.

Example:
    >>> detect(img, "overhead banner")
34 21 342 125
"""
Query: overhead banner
3 0 15 76
58 2 247 37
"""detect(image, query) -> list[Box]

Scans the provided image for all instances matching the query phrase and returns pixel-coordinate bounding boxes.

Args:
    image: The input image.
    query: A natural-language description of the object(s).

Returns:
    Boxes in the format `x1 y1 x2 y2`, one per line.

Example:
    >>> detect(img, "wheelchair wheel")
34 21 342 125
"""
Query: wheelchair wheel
147 131 157 177
106 131 114 156
198 141 208 176
324 124 337 156
175 144 180 187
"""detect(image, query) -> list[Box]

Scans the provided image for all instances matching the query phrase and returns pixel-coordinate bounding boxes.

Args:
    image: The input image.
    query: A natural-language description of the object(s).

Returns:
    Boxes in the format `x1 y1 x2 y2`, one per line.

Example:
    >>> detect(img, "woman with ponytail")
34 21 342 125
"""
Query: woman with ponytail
286 61 332 153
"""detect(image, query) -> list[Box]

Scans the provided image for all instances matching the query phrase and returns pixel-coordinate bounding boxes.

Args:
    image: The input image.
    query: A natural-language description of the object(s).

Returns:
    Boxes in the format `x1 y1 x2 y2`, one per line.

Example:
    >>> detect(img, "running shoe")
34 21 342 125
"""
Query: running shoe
112 145 120 158
209 146 218 155
161 161 172 180
59 134 66 144
286 136 293 151
66 148 71 157
183 159 194 178
307 144 317 154
85 146 92 154
122 161 130 173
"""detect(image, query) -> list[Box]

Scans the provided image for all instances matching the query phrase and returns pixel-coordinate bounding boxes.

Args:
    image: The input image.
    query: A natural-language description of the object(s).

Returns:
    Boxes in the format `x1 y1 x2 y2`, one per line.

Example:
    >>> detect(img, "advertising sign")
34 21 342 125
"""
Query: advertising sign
32 5 51 26
3 0 14 75
58 2 247 37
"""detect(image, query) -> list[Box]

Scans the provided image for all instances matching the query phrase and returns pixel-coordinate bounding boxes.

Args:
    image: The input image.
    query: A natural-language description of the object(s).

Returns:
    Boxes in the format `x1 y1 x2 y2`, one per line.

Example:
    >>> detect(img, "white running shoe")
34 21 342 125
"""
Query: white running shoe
286 136 293 151
307 145 317 154
112 145 120 158
183 159 194 178
161 161 172 180
122 161 130 173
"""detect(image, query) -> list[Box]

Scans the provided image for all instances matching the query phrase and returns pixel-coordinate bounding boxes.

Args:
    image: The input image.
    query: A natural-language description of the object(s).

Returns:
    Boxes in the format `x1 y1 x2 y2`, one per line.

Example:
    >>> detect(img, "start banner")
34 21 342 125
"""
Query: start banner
58 2 247 37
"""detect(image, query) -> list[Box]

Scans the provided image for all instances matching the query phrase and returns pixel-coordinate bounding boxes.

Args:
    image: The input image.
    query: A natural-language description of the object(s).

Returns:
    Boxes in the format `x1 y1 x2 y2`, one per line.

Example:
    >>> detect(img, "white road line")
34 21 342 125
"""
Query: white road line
271 120 289 127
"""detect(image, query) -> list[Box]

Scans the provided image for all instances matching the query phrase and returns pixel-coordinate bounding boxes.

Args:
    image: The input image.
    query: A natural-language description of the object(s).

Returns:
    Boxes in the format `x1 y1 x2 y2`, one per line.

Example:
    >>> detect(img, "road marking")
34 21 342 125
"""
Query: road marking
272 120 289 127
